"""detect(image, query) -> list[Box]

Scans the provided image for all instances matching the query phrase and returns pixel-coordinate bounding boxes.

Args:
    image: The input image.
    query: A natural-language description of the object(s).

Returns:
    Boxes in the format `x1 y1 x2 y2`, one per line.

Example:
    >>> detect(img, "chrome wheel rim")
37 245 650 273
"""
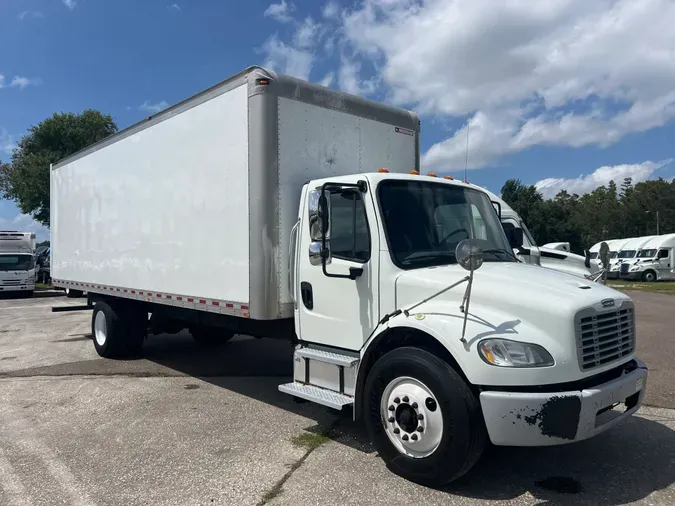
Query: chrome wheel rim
94 311 107 347
380 376 443 458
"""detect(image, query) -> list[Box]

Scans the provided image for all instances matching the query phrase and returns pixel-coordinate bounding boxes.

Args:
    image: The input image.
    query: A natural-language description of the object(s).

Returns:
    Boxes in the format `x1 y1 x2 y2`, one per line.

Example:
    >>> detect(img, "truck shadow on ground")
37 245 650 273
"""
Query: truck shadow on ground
139 334 675 506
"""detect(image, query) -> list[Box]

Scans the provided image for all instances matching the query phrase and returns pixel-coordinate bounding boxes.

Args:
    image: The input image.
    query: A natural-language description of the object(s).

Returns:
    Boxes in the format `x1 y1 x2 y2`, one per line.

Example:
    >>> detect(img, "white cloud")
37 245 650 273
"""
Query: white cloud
18 10 44 20
294 17 320 49
0 214 49 242
261 35 313 80
63 0 76 10
168 4 181 12
535 160 673 199
338 57 377 96
337 0 675 170
264 1 294 23
10 76 40 90
318 72 334 88
0 75 4 88
0 128 16 156
322 1 340 20
139 101 169 114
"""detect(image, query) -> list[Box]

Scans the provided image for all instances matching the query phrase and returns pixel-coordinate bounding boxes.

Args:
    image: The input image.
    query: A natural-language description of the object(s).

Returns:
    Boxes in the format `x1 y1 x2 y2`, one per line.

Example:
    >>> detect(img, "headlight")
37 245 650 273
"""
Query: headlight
478 339 554 368
631 266 640 271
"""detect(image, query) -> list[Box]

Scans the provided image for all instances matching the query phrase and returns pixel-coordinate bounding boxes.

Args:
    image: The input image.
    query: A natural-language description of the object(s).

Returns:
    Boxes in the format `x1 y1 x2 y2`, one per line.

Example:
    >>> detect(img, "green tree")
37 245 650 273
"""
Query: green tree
0 110 117 226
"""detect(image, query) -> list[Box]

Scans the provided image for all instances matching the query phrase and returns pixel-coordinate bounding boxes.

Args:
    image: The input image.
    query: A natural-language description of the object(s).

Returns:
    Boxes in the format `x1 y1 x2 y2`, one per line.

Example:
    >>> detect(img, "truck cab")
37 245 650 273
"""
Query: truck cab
0 231 37 296
283 171 647 485
621 234 675 282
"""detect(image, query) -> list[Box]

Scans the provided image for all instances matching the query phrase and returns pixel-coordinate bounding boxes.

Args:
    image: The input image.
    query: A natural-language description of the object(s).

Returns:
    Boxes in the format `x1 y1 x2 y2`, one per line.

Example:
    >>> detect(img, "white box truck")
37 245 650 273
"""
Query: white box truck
51 66 648 486
621 234 675 281
0 231 37 296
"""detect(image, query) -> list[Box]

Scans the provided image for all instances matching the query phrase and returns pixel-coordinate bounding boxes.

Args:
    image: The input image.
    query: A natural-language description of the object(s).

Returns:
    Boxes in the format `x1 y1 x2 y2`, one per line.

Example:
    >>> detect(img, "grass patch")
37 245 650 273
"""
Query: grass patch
607 279 675 294
35 283 52 290
290 431 331 451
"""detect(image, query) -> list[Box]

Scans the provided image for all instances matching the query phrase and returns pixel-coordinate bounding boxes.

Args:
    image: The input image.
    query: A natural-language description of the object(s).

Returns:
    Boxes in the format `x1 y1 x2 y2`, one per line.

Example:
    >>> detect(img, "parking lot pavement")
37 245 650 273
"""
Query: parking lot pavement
0 290 674 505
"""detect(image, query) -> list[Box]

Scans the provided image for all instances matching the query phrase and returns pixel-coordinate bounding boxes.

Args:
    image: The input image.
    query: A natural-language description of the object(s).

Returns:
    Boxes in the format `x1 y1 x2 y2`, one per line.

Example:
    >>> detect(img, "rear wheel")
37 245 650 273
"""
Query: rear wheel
92 301 146 358
364 347 487 486
189 326 234 347
642 270 657 282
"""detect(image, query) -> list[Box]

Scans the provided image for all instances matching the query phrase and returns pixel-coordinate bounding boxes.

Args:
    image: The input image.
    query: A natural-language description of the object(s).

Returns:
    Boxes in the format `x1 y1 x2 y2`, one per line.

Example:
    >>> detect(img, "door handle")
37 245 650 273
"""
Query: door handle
301 282 313 310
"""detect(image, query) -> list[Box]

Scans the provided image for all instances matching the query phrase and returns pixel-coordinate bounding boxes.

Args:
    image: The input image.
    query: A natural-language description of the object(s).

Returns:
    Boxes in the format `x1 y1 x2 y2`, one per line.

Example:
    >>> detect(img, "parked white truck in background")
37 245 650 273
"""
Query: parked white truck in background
606 238 635 278
482 191 600 279
0 231 36 296
608 236 656 279
621 234 675 282
51 66 648 486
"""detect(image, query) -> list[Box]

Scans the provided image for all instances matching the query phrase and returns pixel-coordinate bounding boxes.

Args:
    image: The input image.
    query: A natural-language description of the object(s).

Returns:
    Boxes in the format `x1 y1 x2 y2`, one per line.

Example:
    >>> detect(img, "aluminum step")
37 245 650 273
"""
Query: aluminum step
295 347 359 367
278 382 354 410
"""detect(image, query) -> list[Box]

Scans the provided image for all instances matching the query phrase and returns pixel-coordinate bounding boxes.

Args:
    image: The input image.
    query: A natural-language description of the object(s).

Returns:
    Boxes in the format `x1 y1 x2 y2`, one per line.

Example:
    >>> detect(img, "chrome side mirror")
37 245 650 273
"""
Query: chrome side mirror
308 188 331 266
456 239 484 272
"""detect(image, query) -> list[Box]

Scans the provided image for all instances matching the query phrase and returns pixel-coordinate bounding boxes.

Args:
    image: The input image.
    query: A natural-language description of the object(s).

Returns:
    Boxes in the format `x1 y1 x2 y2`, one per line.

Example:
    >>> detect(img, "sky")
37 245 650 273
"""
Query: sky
2 0 675 242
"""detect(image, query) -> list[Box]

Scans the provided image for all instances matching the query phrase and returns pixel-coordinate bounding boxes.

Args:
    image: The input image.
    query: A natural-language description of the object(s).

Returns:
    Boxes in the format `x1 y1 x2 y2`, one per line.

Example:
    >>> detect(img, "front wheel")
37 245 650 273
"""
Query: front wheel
364 347 487 486
642 270 657 282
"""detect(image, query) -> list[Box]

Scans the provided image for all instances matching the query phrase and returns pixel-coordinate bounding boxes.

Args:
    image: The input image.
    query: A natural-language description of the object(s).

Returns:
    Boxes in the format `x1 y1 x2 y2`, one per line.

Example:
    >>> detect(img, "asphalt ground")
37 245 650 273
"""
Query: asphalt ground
0 289 673 505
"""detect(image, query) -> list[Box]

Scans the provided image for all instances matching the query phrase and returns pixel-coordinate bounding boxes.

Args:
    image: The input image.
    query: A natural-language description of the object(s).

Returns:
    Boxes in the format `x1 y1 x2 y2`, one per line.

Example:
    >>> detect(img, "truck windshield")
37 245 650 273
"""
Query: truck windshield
589 252 599 259
618 250 636 259
610 251 618 258
637 249 657 258
378 180 515 269
0 255 34 271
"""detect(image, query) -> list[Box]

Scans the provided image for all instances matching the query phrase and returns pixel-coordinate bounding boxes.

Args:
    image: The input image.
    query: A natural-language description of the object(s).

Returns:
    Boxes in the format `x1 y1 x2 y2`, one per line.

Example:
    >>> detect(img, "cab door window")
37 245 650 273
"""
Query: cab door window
329 190 371 263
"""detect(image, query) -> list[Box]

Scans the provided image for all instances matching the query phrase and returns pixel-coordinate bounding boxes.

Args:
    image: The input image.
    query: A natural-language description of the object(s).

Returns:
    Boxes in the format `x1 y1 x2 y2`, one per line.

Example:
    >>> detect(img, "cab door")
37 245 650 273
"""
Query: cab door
657 248 674 280
295 181 380 351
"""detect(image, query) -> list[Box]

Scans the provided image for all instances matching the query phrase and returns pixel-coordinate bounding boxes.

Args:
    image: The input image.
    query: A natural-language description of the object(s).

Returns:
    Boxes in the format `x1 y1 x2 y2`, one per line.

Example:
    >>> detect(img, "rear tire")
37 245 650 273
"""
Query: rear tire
364 347 486 487
642 270 657 282
189 326 234 347
92 301 146 358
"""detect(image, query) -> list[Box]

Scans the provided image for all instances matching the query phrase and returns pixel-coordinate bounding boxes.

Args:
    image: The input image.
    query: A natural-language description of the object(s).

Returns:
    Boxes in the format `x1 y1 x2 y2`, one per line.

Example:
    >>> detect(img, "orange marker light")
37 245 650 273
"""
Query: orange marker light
444 176 454 180
409 169 420 175
378 167 390 173
427 172 437 177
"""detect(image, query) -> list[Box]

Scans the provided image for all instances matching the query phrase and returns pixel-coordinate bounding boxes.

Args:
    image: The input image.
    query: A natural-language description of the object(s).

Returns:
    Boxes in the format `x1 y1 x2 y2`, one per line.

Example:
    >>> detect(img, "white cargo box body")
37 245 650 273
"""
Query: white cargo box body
51 66 419 320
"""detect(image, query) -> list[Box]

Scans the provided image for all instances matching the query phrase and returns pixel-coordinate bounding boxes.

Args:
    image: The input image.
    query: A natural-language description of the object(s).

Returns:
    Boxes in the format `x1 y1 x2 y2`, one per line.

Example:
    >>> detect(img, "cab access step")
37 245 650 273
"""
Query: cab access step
278 345 359 410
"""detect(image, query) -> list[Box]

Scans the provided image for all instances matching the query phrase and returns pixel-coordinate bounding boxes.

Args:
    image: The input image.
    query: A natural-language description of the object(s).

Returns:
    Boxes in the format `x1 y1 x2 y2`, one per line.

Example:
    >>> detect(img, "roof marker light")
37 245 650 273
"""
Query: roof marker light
444 176 454 180
410 169 420 175
427 172 437 177
378 167 390 173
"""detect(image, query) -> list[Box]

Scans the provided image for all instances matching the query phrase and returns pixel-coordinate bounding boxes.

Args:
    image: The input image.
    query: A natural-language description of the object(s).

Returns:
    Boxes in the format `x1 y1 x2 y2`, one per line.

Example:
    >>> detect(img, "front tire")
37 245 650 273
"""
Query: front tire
642 270 657 282
92 301 146 358
364 347 487 487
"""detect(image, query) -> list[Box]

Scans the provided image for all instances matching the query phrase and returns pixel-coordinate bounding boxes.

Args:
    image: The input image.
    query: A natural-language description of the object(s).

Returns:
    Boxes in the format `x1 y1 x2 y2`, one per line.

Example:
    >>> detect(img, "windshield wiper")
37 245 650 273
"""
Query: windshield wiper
482 248 519 262
401 251 456 266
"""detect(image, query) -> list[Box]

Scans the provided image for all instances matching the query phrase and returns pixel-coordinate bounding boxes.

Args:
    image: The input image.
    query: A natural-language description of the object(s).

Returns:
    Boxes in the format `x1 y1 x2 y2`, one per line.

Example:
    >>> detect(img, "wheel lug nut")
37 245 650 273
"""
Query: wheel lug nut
411 434 418 441
393 428 400 434
412 402 418 409
388 405 395 411
417 414 424 421
388 417 394 423
394 397 400 404
417 426 424 432
402 396 409 403
402 434 409 441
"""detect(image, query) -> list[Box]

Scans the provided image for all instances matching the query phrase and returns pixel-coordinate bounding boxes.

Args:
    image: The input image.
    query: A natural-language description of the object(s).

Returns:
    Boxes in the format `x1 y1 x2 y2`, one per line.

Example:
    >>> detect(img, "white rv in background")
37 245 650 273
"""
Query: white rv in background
0 231 36 296
482 191 599 279
621 234 675 282
608 236 656 279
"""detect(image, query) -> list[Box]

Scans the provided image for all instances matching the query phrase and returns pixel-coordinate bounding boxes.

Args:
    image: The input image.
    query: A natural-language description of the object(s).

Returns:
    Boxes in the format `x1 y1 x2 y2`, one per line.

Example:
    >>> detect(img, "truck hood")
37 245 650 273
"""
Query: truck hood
538 246 600 274
395 262 625 315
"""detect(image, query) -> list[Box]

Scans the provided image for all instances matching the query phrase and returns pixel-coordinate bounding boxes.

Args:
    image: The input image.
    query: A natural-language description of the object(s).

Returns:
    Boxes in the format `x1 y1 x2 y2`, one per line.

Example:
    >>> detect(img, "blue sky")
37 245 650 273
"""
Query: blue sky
2 0 675 241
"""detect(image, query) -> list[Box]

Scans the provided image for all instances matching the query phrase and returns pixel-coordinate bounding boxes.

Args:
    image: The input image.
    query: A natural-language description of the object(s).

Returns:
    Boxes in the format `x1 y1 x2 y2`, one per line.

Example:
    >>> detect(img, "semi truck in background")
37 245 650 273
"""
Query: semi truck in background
608 236 656 279
0 231 37 296
50 66 648 486
620 234 675 282
481 191 600 280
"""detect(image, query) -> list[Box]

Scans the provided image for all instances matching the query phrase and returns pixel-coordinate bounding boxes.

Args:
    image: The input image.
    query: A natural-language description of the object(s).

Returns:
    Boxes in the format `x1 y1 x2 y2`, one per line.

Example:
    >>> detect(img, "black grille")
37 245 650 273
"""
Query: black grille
575 305 635 371
620 263 630 274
